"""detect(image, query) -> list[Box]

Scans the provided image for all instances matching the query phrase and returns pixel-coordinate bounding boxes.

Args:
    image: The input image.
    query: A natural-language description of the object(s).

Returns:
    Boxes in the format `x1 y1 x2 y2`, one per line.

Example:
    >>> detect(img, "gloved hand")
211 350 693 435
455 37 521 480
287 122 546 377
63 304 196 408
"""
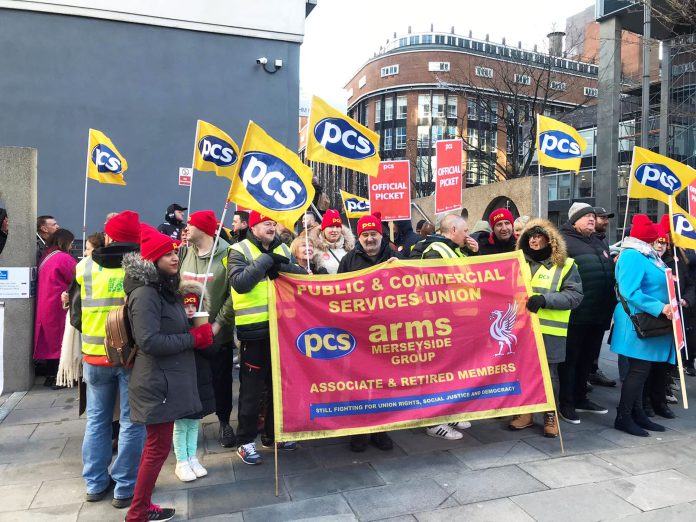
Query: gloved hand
526 295 546 313
267 265 280 280
190 323 214 349
267 253 289 266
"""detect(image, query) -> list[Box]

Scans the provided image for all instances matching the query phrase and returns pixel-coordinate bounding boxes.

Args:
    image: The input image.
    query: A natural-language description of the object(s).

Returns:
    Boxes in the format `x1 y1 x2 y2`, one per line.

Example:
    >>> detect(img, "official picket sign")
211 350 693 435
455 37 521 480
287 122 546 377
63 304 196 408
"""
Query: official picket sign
688 181 696 218
434 139 463 214
369 161 411 221
269 252 554 440
178 167 192 187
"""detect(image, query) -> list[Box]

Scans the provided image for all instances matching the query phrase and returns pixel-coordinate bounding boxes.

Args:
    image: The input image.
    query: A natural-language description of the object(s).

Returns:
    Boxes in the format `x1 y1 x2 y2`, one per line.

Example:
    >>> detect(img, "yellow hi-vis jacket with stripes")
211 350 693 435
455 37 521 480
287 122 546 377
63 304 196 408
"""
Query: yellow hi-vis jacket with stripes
530 257 576 337
230 239 291 327
422 241 467 258
75 257 126 355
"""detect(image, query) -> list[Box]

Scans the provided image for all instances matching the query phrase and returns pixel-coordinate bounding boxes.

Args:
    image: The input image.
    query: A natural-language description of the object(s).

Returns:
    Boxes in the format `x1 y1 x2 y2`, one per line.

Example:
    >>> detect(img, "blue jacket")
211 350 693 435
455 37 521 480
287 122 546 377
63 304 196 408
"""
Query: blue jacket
610 246 675 363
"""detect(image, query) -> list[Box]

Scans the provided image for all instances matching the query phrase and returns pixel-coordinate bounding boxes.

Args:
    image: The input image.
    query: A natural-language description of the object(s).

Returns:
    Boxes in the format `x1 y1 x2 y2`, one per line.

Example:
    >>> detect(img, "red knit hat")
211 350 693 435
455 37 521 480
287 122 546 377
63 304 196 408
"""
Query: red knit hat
657 214 671 243
187 210 217 237
104 210 141 244
630 214 659 244
183 293 200 307
357 214 382 236
321 209 342 230
140 224 179 262
489 208 514 228
248 210 274 228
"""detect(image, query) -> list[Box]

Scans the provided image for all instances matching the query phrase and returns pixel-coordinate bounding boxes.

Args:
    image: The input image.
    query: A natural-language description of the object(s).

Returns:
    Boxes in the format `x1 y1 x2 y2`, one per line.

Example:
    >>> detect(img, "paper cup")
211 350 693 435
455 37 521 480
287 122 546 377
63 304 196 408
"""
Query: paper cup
192 311 209 327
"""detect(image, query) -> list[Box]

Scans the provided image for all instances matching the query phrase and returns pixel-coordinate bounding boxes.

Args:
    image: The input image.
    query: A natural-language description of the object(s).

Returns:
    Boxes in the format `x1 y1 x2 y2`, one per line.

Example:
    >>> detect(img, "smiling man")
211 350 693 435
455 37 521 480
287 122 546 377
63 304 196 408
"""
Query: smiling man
478 208 516 255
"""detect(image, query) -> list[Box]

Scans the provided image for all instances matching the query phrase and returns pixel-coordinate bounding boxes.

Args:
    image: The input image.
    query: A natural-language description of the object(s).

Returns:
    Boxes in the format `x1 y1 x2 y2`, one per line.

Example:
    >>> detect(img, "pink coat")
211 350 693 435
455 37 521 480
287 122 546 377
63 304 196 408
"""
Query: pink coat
34 249 77 360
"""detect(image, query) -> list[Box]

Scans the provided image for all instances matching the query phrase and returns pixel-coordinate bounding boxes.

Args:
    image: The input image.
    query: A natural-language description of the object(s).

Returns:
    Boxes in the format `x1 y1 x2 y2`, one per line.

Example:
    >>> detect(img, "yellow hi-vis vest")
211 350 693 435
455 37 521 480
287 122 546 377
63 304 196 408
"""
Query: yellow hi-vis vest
75 257 126 355
422 241 466 258
530 257 575 337
230 239 291 326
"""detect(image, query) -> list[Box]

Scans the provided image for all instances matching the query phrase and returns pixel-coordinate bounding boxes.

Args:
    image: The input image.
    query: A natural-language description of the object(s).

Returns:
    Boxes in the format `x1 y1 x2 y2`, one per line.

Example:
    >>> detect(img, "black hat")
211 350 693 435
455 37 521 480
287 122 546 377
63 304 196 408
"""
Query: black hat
167 203 187 214
416 219 426 230
526 225 549 239
593 207 615 218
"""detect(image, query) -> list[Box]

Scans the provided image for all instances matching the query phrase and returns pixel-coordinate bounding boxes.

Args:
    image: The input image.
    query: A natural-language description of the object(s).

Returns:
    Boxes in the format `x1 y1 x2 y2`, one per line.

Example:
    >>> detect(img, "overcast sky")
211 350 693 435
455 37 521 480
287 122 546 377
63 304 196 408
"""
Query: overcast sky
299 0 595 110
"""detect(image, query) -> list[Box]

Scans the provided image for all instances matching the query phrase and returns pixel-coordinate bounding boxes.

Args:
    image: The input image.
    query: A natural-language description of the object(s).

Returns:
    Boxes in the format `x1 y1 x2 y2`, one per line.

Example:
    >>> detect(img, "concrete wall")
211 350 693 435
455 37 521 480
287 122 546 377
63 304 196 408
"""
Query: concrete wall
0 9 301 234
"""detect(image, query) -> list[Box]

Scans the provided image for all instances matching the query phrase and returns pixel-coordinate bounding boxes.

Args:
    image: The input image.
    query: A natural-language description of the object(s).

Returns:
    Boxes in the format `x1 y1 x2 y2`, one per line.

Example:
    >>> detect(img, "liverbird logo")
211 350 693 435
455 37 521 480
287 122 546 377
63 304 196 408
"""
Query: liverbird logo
489 302 518 356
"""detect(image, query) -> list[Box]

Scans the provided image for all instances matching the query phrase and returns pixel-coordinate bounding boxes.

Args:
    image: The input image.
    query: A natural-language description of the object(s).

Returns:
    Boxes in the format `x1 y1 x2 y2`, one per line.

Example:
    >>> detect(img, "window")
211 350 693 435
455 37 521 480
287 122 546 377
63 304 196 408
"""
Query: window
475 66 494 78
432 95 445 118
383 128 392 150
575 170 594 198
490 100 498 123
550 80 567 91
346 87 353 99
375 100 381 123
447 96 457 118
409 35 419 45
422 34 432 44
514 74 531 85
396 127 406 149
418 95 431 118
579 129 595 157
435 35 445 44
584 86 598 97
380 65 399 78
358 75 366 88
446 126 458 139
431 126 444 142
467 98 478 120
466 127 479 149
428 61 450 72
417 125 430 147
396 96 407 119
384 97 393 121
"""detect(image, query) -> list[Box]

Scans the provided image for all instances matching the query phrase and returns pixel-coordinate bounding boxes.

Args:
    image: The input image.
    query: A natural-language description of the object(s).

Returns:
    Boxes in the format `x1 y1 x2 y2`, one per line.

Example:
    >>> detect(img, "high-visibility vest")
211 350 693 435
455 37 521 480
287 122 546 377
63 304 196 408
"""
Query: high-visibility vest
75 257 126 355
421 241 466 259
530 257 576 337
230 239 291 326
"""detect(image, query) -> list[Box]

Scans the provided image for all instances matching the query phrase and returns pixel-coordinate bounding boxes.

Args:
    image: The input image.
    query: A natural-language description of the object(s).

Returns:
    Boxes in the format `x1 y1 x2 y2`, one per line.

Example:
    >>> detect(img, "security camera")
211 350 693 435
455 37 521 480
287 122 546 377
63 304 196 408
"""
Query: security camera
256 57 268 65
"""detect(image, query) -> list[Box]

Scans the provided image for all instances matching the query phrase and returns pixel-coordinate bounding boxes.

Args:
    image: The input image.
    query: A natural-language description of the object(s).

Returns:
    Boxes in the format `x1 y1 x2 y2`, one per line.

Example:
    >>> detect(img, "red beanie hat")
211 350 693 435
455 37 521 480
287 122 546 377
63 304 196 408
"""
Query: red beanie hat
321 209 342 230
357 213 382 236
140 224 179 262
657 214 671 244
489 208 514 228
630 214 659 244
183 293 200 307
248 210 274 228
104 210 141 244
187 210 218 237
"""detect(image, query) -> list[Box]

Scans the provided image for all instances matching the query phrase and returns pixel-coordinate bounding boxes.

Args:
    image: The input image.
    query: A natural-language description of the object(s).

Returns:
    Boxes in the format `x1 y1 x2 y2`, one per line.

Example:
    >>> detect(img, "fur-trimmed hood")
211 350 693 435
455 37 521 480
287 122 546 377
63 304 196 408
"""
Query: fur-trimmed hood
313 225 355 269
178 279 210 311
122 251 180 302
516 218 568 267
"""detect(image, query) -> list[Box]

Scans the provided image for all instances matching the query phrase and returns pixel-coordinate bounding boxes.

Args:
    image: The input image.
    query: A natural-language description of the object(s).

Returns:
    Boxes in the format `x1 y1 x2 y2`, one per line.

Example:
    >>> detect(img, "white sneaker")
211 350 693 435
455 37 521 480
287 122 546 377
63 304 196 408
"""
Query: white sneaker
175 461 197 482
448 421 472 430
188 456 208 478
426 424 463 440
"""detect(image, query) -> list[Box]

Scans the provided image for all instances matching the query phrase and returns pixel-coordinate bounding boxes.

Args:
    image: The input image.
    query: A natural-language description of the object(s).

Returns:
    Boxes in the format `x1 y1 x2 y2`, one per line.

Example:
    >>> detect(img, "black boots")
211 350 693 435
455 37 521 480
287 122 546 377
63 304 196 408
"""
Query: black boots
614 408 649 437
654 402 676 419
632 406 666 432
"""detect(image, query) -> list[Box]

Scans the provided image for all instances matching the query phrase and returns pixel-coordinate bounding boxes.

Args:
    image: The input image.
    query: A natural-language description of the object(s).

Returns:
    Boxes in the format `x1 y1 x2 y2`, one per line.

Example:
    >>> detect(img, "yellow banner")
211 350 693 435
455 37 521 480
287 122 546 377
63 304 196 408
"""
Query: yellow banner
628 146 696 205
307 95 381 177
87 129 128 186
193 120 240 182
340 189 370 218
669 198 696 249
227 121 314 229
535 114 586 172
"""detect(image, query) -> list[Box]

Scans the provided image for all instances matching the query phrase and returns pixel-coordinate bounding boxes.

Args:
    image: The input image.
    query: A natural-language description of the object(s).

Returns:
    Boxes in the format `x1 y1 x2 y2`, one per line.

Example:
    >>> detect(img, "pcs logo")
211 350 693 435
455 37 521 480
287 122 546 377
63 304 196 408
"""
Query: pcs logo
672 214 696 240
314 118 376 160
239 152 307 211
296 327 356 360
345 198 369 213
538 131 582 160
635 163 681 194
198 136 238 167
91 144 123 174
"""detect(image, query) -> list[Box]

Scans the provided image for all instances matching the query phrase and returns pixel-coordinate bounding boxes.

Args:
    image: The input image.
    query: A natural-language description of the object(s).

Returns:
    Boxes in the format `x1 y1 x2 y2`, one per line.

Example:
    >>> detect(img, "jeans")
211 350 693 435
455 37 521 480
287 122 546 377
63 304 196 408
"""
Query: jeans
82 362 146 499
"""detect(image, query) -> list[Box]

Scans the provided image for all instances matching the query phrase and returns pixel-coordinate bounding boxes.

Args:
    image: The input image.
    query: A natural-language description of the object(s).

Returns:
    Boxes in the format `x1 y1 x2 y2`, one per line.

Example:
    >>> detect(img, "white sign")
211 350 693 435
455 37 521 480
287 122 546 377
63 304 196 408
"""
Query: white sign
179 167 192 187
0 267 36 298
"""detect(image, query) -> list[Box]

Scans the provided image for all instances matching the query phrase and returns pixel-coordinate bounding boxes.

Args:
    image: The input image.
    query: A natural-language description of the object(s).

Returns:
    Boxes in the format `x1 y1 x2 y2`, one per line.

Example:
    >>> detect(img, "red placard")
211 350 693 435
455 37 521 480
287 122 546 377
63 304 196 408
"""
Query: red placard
666 268 685 351
435 139 463 214
178 167 192 187
369 161 411 221
688 182 696 218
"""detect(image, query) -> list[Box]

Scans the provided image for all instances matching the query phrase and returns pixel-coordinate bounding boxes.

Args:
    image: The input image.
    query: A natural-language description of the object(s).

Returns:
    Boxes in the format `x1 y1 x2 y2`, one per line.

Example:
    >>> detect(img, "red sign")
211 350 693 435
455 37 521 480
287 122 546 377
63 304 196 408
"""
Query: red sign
666 268 685 351
178 167 192 187
435 139 463 214
688 182 696 218
269 253 554 441
369 161 411 221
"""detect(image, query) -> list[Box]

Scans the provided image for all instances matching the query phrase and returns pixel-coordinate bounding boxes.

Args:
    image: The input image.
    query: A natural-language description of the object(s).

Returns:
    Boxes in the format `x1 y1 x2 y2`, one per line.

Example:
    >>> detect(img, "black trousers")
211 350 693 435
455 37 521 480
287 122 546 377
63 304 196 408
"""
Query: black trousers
619 357 652 414
236 338 274 445
211 341 235 424
559 323 606 408
646 361 671 408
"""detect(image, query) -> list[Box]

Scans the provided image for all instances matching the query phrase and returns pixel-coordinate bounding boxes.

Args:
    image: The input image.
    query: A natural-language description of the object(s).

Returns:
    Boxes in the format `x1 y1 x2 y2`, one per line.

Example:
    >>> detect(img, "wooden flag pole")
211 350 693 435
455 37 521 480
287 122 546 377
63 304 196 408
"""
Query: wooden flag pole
197 199 229 313
82 130 92 257
187 120 200 220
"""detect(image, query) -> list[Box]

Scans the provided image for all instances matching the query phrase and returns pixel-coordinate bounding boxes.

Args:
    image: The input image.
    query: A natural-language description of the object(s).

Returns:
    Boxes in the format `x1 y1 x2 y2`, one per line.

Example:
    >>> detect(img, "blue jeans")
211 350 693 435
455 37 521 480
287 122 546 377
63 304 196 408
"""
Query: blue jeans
82 362 145 499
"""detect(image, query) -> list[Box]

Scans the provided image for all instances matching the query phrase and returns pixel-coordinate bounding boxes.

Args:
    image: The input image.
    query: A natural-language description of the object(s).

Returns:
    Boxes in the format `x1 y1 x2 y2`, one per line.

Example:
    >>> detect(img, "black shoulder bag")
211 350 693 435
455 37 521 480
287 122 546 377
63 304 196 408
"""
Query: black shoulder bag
615 284 673 339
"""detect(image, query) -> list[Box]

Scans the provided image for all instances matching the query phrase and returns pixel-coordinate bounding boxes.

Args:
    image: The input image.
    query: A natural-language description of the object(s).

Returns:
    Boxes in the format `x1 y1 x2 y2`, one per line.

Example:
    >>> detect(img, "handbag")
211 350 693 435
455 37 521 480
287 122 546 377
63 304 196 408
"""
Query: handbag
104 300 139 367
616 285 673 339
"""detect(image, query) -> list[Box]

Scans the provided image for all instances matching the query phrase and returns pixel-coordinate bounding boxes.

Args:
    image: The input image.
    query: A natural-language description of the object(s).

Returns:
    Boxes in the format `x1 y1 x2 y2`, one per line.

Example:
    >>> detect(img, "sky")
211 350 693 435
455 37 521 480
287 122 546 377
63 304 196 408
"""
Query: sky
299 0 596 111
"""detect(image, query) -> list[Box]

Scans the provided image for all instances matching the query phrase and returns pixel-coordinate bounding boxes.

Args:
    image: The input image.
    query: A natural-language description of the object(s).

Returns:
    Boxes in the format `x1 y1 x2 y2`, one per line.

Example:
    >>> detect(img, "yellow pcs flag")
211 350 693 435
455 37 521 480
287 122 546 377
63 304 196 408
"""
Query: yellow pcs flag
87 129 128 186
340 189 370 218
227 121 315 229
669 199 696 250
193 120 240 182
536 114 586 172
628 146 696 205
307 95 381 177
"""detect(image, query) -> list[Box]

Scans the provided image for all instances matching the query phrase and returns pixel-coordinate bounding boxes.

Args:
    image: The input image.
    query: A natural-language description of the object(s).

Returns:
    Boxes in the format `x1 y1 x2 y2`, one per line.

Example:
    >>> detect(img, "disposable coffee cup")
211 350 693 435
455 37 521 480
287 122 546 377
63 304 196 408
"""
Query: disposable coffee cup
192 311 209 327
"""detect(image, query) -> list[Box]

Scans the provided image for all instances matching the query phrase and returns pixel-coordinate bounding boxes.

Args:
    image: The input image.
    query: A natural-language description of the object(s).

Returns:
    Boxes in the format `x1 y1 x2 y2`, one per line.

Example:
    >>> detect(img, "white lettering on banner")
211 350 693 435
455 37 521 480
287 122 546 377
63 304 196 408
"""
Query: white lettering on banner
439 178 459 187
437 166 461 175
242 156 303 206
371 183 408 191
375 193 404 200
636 165 679 192
319 122 372 155
540 134 581 156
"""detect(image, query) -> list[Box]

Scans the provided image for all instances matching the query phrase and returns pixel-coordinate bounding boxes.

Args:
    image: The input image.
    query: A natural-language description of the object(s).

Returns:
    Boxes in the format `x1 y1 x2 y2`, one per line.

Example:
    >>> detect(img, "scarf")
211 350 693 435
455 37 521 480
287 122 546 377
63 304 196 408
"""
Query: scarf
621 236 666 268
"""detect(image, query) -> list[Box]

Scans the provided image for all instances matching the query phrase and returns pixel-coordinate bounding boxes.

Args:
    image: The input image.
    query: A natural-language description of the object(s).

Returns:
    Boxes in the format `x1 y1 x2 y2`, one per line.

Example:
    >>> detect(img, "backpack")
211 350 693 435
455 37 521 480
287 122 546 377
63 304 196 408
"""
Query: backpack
104 300 138 367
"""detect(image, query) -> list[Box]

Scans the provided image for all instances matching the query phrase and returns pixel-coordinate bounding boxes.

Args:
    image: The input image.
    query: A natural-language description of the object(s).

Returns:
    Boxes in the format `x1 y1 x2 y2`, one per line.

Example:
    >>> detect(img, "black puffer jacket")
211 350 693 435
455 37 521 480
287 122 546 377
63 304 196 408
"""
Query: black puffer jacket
123 252 201 425
410 234 475 259
337 239 400 273
559 222 616 327
394 220 421 254
477 232 516 255
157 212 185 240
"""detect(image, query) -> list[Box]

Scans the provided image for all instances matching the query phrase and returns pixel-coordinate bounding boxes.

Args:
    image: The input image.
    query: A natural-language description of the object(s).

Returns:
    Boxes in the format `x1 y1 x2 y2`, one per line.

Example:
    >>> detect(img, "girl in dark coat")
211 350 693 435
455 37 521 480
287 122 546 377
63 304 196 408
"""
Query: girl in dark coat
124 224 213 522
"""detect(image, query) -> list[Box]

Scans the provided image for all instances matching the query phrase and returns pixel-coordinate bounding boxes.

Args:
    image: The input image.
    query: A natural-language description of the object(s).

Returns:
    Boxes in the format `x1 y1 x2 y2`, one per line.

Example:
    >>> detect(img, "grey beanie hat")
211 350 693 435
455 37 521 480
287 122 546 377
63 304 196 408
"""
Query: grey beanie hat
471 220 492 234
568 202 595 224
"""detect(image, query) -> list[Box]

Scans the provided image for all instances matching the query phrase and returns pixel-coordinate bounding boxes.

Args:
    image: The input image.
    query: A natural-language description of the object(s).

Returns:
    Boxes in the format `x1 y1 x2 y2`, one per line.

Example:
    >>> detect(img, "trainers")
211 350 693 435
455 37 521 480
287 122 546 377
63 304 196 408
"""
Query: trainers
685 365 696 376
260 438 297 451
448 421 472 430
111 496 132 509
508 413 534 430
543 413 559 438
559 405 581 424
85 477 115 502
174 461 197 482
665 393 679 404
237 442 262 465
588 369 616 387
188 456 208 478
370 432 393 450
575 399 608 414
145 503 175 521
218 422 235 448
426 424 464 440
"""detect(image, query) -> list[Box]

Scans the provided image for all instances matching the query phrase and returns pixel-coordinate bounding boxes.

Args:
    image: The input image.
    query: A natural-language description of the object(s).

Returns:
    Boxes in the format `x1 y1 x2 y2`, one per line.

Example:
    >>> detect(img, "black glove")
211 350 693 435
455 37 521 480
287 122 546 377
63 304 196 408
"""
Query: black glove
267 253 289 266
526 295 546 313
267 265 280 280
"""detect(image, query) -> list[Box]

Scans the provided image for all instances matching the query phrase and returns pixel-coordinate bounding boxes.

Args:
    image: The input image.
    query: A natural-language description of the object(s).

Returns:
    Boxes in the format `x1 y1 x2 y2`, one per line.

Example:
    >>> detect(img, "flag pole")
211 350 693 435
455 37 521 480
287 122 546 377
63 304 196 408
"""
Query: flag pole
669 196 690 362
82 130 92 257
303 218 312 274
187 120 200 220
621 151 637 243
197 199 229 313
537 162 542 218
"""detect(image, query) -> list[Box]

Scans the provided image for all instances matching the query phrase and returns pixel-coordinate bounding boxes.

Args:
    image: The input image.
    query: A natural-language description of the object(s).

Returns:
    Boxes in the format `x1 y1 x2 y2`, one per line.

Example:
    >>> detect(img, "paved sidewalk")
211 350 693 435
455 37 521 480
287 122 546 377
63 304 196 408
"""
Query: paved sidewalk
2 347 696 521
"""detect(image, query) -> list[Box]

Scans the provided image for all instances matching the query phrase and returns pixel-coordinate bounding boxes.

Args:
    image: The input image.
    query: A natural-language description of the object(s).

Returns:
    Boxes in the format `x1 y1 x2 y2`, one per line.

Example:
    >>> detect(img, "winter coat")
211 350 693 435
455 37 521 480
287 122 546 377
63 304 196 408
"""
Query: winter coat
409 234 476 259
610 238 675 364
123 252 201 425
337 239 401 273
313 225 355 274
516 219 584 363
477 232 517 255
157 214 185 241
179 238 235 344
559 222 616 327
34 248 77 360
0 208 6 256
394 220 420 255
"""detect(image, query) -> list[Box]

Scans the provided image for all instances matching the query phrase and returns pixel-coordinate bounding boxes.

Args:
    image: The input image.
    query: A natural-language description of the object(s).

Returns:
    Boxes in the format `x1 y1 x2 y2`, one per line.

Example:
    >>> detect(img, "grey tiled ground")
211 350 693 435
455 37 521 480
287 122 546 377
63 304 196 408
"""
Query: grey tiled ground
3 346 696 521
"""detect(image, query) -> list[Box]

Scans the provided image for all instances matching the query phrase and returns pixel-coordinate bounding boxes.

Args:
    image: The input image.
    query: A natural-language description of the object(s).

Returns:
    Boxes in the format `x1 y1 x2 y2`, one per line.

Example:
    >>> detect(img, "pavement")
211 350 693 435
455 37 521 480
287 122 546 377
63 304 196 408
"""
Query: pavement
2 345 696 521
